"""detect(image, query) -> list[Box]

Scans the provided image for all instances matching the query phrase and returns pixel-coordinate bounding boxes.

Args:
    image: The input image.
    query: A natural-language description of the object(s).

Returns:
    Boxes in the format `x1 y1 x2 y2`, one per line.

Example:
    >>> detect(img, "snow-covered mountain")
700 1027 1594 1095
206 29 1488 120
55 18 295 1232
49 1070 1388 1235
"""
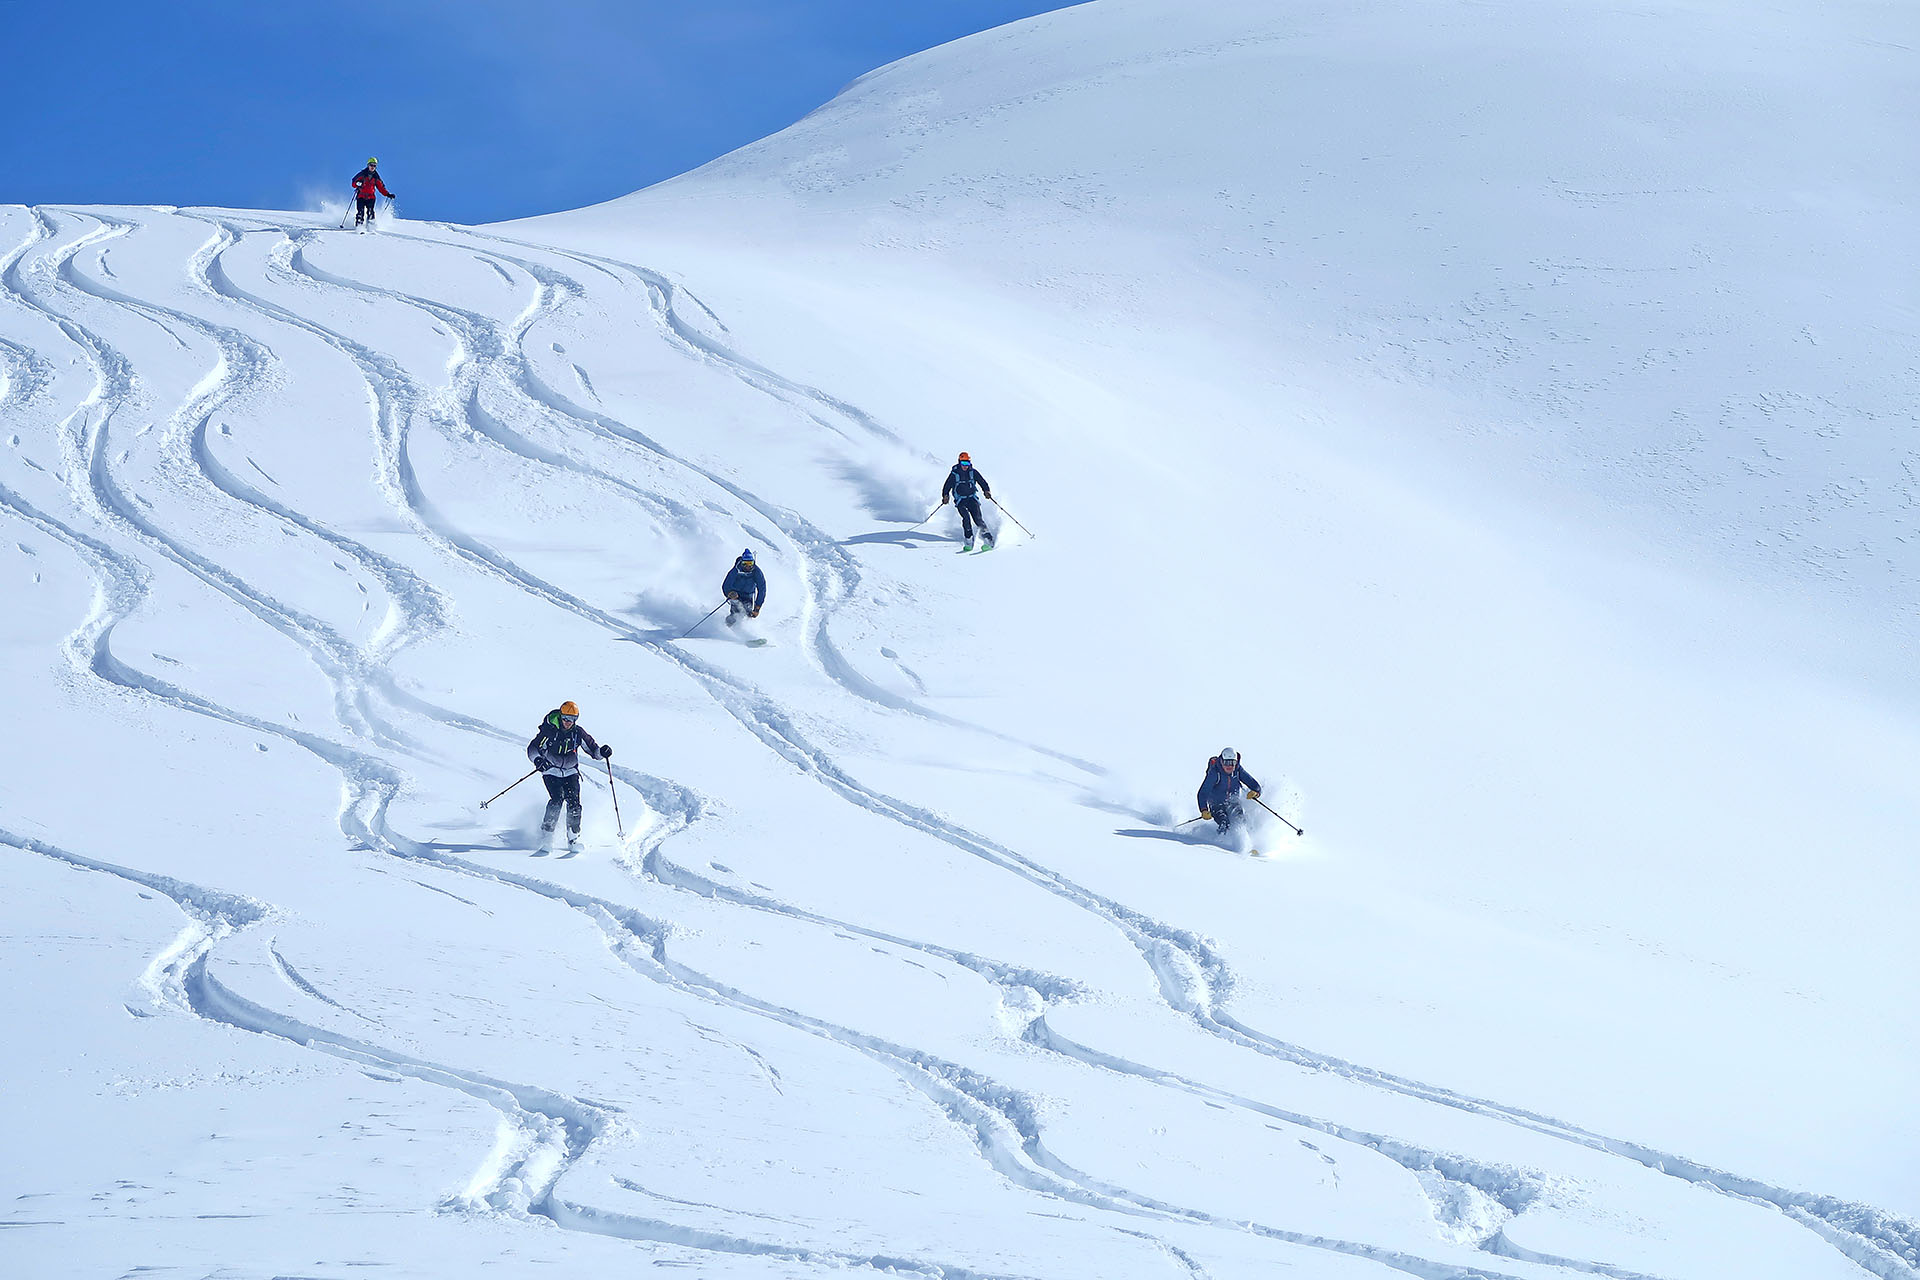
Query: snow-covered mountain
4 2 1915 1278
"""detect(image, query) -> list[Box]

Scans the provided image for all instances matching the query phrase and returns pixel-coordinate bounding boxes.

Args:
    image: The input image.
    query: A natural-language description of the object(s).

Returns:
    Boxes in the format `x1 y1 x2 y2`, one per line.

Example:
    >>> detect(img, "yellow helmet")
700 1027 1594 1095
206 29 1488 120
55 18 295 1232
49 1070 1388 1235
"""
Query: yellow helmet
366 157 379 167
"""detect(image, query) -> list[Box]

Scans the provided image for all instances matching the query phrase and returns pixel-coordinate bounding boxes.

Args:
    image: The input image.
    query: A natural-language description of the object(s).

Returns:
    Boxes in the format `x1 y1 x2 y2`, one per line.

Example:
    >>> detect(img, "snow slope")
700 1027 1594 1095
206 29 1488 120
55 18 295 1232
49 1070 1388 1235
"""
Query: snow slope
3 2 1916 1278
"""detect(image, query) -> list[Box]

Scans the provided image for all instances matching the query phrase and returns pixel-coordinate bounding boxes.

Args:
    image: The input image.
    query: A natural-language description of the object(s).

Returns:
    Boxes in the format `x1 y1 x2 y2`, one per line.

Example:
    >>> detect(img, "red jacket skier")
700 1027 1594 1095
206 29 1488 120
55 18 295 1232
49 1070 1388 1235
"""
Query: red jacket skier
350 158 395 228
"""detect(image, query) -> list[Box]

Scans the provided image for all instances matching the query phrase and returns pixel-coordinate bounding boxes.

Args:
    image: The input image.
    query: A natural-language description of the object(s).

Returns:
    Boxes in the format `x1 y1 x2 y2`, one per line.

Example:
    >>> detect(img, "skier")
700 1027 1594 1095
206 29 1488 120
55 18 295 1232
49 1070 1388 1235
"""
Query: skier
938 452 995 550
721 548 766 627
1196 747 1262 836
350 158 395 229
526 701 611 849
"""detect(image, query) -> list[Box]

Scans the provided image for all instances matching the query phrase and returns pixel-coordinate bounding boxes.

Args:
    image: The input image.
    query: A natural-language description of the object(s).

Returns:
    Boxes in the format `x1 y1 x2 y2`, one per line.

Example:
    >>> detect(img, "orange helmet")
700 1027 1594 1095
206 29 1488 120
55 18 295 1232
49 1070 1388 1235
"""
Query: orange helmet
559 701 579 717
957 452 970 462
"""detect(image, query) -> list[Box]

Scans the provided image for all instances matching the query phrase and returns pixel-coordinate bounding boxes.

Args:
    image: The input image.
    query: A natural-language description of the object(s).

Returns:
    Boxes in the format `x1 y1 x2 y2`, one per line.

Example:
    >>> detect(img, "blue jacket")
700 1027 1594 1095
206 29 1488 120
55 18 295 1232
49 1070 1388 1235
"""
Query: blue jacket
1197 757 1262 812
722 560 767 608
942 464 991 503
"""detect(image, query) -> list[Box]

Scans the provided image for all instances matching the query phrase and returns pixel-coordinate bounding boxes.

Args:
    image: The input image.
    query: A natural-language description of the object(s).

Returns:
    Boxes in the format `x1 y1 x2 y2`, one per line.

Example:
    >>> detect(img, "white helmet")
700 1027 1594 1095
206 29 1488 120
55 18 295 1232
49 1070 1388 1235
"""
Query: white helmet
1219 747 1238 763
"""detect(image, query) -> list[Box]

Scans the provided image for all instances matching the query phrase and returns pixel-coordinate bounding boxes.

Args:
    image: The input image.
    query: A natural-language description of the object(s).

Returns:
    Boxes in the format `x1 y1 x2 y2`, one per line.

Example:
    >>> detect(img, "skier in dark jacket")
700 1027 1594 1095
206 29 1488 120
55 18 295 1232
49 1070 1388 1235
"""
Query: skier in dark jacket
721 549 767 627
351 158 395 228
526 700 610 847
1196 747 1262 835
939 452 995 549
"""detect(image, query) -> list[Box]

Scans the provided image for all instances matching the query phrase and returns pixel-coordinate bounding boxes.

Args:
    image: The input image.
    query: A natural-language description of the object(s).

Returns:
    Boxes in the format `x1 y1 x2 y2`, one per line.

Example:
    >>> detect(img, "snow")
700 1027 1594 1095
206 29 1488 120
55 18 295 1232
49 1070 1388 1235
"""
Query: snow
3 2 1917 1278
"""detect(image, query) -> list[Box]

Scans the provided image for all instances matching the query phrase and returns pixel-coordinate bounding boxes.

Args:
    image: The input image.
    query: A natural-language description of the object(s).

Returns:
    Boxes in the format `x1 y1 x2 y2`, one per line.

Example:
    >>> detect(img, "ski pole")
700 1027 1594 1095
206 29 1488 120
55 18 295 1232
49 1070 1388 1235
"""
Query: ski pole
1177 815 1210 826
908 501 945 531
480 768 537 809
988 498 1034 538
1251 793 1304 837
604 756 624 839
678 599 729 640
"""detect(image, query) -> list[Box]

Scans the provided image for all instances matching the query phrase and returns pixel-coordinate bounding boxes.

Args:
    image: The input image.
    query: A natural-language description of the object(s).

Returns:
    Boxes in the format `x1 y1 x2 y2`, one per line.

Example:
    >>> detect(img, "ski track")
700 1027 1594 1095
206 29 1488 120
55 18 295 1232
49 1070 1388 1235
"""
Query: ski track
3 205 1913 1280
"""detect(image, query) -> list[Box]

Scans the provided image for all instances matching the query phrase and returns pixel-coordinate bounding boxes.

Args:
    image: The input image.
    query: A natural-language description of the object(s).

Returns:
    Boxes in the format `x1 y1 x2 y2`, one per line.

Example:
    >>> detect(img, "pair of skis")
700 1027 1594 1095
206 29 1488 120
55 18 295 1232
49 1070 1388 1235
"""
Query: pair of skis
532 832 583 858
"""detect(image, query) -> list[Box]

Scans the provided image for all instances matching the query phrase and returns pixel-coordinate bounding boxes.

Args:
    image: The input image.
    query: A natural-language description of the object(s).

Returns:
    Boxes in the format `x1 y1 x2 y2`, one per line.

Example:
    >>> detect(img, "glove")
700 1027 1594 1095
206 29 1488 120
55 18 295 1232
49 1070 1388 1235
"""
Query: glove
748 607 760 618
726 591 740 600
1199 808 1211 821
1246 790 1260 801
532 755 550 771
600 745 612 760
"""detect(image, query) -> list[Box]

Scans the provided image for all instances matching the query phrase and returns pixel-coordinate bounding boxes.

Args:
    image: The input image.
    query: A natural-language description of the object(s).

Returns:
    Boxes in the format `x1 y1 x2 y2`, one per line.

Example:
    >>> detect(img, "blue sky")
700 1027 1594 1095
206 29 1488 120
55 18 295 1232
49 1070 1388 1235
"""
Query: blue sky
13 0 1070 223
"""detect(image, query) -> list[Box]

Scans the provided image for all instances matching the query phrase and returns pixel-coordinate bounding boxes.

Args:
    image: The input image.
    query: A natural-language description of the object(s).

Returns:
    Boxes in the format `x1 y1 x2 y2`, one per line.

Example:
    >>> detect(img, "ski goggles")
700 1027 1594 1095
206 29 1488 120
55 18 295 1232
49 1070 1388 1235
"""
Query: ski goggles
559 715 577 726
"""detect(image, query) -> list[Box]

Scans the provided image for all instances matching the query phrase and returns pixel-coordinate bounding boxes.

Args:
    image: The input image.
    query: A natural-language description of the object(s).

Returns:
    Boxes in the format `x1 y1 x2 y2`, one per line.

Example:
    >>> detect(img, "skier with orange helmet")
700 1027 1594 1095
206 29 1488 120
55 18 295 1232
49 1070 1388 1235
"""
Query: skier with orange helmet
526 700 611 850
939 452 995 550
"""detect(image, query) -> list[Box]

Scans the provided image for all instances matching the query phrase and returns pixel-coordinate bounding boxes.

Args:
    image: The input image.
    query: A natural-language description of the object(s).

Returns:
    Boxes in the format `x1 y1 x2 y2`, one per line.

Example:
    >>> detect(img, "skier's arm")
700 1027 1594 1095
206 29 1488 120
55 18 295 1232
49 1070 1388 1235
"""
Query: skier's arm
1238 768 1263 798
976 472 992 500
527 729 550 767
940 471 955 502
578 728 603 761
752 567 767 609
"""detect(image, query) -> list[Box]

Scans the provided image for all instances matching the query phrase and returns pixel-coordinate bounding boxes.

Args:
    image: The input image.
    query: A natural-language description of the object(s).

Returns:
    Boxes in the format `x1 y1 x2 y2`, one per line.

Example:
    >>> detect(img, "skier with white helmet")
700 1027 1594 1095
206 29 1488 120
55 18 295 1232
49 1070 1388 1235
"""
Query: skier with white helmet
1196 748 1262 835
350 157 395 229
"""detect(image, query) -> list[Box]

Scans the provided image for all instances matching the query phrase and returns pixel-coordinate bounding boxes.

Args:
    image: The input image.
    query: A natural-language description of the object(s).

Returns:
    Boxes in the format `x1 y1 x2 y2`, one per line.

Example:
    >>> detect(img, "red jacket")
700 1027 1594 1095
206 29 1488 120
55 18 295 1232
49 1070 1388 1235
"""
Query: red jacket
352 167 392 199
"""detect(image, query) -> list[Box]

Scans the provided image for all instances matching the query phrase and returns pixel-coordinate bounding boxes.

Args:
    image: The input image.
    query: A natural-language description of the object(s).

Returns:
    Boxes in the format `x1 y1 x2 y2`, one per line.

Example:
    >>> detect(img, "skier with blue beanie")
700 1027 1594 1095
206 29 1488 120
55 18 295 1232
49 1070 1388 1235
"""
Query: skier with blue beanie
721 549 766 627
1197 748 1262 835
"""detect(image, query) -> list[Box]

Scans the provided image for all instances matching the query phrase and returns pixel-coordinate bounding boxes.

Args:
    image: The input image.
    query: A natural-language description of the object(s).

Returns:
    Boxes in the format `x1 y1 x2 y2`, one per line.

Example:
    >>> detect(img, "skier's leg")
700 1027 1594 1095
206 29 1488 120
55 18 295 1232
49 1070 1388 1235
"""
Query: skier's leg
958 498 979 540
540 775 564 832
564 775 583 835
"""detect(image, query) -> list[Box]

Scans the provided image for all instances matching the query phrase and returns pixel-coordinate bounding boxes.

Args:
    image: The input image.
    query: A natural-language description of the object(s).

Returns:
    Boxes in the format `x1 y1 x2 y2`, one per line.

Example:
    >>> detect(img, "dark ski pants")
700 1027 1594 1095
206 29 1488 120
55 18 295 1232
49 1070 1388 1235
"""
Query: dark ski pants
355 196 377 226
956 496 992 542
541 773 582 834
1212 797 1244 834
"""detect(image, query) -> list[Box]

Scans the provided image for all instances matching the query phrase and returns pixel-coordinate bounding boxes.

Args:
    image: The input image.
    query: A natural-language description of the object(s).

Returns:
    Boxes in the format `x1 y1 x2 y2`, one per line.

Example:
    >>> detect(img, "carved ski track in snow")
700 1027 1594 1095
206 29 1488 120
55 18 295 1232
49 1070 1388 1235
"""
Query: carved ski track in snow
45 209 503 751
14 209 415 754
451 225 1110 778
